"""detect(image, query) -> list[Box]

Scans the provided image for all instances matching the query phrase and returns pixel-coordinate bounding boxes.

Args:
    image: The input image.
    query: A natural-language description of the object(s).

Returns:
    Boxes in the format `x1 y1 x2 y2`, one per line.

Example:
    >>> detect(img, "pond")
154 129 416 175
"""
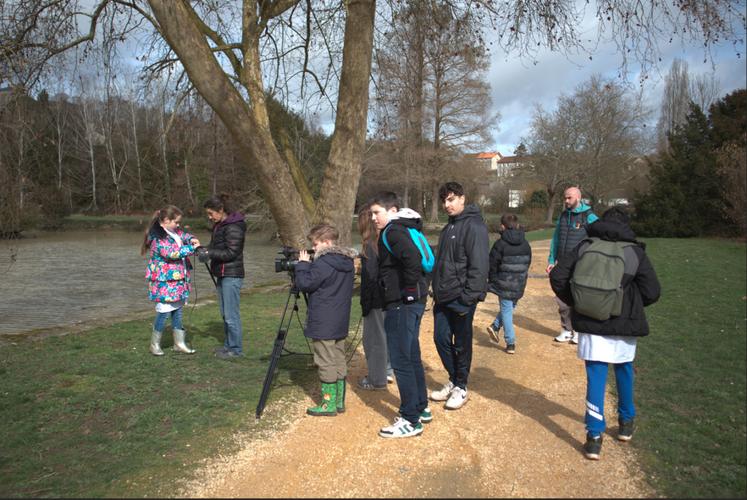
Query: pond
0 229 317 336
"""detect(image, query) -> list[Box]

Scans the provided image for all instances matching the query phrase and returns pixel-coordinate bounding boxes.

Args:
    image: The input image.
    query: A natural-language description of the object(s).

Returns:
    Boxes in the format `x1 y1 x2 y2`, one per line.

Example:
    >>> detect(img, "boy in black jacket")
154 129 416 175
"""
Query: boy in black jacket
549 207 661 460
370 192 430 438
430 182 489 410
486 213 532 354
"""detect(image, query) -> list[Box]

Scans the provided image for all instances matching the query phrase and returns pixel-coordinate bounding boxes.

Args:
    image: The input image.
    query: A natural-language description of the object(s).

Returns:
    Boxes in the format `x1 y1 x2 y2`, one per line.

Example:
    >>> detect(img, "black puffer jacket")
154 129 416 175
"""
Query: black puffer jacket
549 219 661 337
359 240 384 316
377 211 429 308
295 246 356 340
206 212 246 278
488 228 532 300
431 204 489 305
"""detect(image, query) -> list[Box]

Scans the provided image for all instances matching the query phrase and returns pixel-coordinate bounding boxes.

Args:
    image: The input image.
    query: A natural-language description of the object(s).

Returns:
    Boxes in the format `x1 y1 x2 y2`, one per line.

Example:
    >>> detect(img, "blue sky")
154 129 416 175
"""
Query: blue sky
485 31 747 156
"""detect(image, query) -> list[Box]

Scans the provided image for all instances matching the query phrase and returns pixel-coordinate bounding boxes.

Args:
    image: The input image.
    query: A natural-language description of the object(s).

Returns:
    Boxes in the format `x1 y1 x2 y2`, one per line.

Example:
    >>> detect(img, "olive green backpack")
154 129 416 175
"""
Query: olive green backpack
570 238 638 321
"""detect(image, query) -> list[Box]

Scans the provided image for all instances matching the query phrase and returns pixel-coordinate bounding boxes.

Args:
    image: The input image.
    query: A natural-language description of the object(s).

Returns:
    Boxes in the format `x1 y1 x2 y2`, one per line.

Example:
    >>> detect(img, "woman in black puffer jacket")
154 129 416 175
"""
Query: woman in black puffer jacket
201 194 247 359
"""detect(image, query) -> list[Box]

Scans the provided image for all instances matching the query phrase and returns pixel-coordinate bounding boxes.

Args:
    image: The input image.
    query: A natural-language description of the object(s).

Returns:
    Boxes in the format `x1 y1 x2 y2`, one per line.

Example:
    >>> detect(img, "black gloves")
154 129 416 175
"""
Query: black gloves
196 246 209 263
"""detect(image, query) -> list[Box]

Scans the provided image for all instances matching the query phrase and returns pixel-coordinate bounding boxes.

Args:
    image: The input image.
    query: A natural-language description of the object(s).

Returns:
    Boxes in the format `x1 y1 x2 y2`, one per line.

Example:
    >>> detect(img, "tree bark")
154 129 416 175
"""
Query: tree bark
148 0 310 247
314 0 376 245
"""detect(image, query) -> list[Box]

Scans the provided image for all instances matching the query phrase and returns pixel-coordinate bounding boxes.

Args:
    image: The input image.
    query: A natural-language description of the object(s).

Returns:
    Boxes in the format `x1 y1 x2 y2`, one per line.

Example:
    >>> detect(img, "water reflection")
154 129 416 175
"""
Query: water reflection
0 230 302 335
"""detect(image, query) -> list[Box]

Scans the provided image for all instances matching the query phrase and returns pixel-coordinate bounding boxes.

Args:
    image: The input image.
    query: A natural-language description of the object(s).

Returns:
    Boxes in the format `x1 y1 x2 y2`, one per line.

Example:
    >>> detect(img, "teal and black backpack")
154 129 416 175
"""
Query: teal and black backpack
570 238 638 321
381 225 435 273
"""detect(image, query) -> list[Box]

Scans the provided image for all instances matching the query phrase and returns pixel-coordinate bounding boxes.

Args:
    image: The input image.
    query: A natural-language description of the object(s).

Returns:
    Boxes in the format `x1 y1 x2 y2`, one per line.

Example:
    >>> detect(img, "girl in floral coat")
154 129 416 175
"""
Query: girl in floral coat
141 205 200 356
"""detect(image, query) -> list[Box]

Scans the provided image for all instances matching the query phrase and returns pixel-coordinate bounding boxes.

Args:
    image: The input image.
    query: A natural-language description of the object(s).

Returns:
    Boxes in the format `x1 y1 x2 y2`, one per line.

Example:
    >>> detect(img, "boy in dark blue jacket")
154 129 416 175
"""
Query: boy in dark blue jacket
295 224 357 417
486 213 532 354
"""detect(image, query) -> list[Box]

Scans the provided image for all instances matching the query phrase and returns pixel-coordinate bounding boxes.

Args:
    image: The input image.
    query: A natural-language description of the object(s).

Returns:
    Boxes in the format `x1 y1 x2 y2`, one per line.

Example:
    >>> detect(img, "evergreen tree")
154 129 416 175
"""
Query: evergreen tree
633 103 725 236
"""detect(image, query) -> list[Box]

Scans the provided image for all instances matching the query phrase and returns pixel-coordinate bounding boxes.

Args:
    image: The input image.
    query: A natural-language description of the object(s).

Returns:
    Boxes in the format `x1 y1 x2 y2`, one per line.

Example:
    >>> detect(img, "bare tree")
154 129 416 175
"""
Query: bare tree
521 75 649 222
2 0 744 242
656 59 692 153
372 0 497 219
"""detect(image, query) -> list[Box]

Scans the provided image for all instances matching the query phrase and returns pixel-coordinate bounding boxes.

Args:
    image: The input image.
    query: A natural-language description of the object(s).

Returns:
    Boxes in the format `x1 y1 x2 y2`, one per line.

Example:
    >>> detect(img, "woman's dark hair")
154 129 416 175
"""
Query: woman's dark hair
203 193 234 214
141 205 183 256
357 203 378 257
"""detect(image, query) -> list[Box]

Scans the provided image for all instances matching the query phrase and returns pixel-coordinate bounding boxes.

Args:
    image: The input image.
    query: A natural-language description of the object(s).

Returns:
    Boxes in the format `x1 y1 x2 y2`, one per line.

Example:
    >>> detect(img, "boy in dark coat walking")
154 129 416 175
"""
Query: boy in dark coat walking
486 213 532 354
295 224 357 416
549 207 661 460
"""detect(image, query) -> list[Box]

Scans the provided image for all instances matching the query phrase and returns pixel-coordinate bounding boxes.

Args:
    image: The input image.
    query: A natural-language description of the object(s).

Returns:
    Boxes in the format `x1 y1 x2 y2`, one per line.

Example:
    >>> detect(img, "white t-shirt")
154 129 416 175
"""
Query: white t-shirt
155 227 186 313
576 332 637 363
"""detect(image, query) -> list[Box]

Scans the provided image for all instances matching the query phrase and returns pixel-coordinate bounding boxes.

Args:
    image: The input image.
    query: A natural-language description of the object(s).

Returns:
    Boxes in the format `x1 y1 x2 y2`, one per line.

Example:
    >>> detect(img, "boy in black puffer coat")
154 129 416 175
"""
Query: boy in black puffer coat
295 223 357 417
549 207 661 461
486 213 532 354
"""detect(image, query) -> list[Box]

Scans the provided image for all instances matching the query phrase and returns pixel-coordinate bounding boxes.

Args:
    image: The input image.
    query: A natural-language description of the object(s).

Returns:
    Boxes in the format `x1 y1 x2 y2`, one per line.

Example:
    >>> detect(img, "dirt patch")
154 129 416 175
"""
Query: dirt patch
181 240 656 498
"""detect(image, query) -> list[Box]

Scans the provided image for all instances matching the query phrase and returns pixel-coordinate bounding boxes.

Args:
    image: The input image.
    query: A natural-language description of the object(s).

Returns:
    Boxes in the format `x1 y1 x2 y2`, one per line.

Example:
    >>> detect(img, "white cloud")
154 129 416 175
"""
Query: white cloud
484 20 747 154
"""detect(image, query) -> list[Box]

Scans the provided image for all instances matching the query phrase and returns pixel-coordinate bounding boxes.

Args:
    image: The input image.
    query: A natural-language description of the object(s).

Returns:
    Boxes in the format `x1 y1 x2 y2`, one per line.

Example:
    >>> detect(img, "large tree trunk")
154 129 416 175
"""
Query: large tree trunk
148 0 310 247
315 0 376 245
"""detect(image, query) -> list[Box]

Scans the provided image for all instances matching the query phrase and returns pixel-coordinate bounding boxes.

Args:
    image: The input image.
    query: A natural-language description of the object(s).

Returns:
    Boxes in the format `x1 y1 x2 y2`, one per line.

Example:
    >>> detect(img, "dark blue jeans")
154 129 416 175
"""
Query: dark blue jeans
433 300 476 390
384 302 427 425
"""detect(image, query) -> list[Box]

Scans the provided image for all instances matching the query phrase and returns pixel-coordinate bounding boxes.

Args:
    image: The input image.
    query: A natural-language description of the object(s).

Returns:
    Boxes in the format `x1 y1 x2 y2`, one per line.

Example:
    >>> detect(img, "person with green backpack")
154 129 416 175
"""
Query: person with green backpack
549 207 661 461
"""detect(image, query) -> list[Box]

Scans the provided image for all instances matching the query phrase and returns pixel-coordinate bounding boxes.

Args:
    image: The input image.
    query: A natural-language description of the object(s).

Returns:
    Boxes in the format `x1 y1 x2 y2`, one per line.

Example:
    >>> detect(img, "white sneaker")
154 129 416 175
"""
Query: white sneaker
387 375 395 384
379 417 423 438
445 387 468 410
570 331 579 344
429 381 455 401
554 330 573 343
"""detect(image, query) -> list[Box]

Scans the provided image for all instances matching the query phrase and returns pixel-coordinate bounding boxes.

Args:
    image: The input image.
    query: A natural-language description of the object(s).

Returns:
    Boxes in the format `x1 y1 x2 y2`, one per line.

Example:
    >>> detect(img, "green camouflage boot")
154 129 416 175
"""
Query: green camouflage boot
307 382 337 416
336 378 346 413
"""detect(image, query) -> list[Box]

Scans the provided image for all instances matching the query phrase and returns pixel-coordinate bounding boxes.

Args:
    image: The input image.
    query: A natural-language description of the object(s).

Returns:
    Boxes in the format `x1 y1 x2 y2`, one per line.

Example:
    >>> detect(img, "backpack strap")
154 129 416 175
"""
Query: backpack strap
381 225 393 254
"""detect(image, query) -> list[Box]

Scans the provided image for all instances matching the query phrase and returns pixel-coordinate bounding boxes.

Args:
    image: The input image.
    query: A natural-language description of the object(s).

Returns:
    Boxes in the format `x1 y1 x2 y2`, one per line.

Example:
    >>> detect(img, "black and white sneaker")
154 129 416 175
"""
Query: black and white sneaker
618 418 635 441
583 433 603 460
379 417 423 438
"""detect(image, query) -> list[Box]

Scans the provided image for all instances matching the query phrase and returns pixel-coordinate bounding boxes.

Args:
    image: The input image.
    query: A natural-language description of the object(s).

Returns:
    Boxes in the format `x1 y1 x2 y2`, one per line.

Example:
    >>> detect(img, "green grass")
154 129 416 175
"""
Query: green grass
0 287 362 498
634 238 746 498
525 228 554 242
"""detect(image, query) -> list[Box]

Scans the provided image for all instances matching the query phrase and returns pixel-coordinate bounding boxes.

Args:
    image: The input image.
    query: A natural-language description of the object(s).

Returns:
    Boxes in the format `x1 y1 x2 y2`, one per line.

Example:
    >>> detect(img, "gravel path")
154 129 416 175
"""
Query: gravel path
183 240 655 498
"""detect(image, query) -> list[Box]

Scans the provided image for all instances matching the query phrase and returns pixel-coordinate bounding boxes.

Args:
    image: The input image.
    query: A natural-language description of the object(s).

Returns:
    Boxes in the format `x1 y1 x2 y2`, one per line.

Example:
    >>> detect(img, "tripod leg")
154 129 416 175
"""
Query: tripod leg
255 286 298 419
255 327 289 419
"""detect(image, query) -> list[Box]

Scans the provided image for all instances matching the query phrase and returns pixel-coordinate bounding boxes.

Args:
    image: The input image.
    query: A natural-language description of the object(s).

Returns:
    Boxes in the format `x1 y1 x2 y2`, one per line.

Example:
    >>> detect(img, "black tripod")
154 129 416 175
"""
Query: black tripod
255 277 311 419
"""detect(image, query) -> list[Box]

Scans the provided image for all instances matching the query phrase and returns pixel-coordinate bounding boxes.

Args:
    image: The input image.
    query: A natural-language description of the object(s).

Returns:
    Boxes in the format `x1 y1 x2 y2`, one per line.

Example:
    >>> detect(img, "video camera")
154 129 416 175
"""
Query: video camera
274 246 314 273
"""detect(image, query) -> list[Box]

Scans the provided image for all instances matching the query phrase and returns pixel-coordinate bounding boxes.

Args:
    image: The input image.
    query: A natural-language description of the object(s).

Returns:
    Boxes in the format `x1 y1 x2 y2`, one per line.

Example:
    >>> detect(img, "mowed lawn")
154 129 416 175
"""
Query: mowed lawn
0 238 744 497
634 238 746 498
0 285 361 497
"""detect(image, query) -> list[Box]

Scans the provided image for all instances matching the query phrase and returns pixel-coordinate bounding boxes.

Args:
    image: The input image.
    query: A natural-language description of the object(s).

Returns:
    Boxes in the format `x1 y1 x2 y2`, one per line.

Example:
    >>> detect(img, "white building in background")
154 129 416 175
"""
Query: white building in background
467 151 532 208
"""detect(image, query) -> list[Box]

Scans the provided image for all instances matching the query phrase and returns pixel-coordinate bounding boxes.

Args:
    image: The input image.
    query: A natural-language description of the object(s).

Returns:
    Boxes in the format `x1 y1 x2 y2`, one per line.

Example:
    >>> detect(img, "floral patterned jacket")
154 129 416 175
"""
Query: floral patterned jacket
145 225 196 303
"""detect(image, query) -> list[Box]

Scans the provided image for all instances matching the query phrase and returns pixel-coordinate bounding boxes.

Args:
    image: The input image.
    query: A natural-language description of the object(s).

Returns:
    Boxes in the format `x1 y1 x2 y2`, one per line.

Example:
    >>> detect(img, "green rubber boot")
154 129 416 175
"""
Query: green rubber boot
307 382 337 416
336 378 346 413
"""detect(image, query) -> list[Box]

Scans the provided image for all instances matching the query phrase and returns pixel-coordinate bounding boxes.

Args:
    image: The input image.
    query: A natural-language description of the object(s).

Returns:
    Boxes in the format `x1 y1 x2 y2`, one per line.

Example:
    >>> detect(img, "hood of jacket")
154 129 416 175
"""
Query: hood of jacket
499 227 525 246
587 219 638 243
449 203 483 224
568 201 593 214
389 208 423 231
315 245 357 272
213 211 246 231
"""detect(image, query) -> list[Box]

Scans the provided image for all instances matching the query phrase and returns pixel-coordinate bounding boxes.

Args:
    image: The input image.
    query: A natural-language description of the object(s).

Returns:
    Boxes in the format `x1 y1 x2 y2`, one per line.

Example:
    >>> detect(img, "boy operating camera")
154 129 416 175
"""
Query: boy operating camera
295 224 357 416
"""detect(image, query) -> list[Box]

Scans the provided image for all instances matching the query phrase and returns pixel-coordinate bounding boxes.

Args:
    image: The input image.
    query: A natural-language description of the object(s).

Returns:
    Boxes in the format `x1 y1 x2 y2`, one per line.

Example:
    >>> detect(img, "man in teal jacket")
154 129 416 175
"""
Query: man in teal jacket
545 186 598 344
